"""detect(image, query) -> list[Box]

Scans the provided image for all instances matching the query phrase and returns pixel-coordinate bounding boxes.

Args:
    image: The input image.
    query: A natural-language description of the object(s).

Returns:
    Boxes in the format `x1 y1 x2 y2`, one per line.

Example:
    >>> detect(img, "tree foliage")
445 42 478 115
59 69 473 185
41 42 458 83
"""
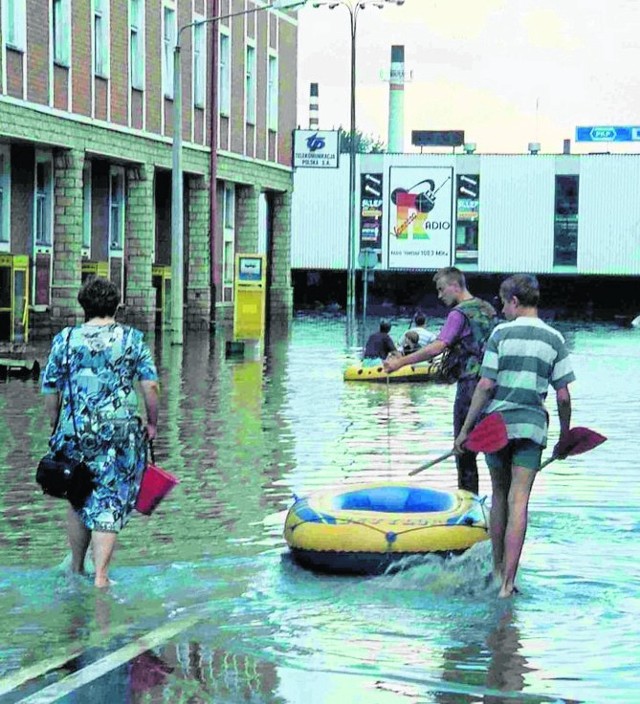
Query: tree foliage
338 128 386 154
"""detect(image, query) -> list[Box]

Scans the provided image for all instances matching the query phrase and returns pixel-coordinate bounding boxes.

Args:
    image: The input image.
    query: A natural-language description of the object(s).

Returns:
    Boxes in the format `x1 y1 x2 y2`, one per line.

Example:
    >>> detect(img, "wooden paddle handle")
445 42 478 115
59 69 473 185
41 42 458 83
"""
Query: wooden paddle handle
408 449 455 476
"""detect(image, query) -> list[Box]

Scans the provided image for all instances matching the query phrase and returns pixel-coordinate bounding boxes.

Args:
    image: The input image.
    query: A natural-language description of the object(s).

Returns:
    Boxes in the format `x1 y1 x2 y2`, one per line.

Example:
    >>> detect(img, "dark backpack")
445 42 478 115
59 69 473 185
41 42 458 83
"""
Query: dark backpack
437 300 497 383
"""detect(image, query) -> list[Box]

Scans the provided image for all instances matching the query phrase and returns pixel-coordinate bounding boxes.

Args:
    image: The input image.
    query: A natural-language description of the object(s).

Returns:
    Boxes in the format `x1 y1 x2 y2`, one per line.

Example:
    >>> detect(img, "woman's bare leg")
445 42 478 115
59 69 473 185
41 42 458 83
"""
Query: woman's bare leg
91 531 118 588
67 506 91 574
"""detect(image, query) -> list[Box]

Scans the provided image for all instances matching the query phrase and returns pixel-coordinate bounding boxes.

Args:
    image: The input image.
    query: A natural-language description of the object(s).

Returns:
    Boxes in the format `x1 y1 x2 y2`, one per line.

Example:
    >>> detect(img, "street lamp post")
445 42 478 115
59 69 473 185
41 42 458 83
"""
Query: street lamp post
171 0 307 345
312 0 404 319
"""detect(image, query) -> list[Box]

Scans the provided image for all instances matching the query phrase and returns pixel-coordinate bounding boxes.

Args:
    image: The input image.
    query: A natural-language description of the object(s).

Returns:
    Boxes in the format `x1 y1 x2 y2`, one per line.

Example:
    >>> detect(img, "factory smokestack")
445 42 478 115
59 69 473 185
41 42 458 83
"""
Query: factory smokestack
309 83 319 130
387 46 405 152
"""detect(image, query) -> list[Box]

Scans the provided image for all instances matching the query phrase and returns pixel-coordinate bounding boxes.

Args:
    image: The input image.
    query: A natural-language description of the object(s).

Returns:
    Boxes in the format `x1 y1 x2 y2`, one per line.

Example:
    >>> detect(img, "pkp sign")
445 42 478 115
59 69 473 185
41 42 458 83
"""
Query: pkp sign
590 127 617 141
576 125 640 142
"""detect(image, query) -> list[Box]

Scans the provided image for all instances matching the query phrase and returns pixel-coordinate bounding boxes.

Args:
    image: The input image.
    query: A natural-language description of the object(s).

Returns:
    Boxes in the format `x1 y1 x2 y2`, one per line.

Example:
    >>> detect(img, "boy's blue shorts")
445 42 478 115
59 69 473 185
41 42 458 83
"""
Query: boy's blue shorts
485 439 544 472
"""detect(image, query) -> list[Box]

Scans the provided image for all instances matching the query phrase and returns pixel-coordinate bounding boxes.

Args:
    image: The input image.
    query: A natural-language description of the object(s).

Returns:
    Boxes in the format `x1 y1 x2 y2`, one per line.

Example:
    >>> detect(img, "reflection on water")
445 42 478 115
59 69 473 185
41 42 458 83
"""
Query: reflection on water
0 318 638 703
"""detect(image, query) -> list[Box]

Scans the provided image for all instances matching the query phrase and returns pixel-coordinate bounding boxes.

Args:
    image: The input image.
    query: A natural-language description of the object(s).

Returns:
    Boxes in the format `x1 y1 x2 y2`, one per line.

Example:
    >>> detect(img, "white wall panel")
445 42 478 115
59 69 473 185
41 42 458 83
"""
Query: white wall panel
290 152 640 275
578 156 640 275
479 156 556 273
291 161 349 269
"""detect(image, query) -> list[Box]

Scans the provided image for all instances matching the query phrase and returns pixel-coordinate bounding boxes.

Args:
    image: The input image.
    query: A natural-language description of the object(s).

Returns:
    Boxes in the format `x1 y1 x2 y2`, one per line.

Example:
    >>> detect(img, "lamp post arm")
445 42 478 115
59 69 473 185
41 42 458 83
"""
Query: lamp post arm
178 0 306 46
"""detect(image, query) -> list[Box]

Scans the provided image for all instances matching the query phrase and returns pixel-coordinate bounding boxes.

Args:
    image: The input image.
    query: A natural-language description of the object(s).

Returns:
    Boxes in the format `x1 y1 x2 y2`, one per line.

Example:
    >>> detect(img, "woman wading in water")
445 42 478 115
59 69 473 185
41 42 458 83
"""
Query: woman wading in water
42 278 159 587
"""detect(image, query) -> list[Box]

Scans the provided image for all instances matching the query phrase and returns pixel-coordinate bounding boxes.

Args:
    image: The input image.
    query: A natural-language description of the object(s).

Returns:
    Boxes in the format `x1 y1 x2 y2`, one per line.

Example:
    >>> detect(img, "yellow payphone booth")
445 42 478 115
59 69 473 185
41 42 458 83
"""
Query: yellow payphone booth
0 254 30 343
232 254 266 343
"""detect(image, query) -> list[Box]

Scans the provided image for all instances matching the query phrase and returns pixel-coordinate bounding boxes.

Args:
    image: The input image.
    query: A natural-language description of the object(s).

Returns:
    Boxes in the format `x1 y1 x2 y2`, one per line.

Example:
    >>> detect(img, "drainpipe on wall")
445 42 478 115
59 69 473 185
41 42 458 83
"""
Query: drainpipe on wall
209 0 220 329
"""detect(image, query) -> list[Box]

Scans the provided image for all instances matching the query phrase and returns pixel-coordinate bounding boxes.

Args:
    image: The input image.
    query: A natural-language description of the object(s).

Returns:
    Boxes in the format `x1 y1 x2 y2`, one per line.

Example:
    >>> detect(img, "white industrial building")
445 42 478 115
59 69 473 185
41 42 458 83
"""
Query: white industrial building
292 152 640 278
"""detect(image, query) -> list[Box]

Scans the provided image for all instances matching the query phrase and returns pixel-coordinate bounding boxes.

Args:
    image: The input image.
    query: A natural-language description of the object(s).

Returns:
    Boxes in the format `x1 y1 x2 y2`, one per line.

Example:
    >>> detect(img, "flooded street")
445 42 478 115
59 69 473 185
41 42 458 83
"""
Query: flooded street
0 316 639 703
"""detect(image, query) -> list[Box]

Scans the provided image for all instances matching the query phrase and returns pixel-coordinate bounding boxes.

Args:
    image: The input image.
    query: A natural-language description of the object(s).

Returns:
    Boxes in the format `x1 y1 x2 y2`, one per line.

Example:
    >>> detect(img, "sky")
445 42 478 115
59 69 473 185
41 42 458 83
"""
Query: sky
296 0 640 154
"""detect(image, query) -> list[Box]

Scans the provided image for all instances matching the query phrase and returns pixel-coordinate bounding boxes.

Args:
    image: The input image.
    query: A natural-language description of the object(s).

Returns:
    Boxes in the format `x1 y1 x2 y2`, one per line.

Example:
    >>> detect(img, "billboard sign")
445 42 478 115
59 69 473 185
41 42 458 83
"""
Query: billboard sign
388 167 453 269
293 130 340 168
411 130 465 147
359 173 383 249
575 126 640 142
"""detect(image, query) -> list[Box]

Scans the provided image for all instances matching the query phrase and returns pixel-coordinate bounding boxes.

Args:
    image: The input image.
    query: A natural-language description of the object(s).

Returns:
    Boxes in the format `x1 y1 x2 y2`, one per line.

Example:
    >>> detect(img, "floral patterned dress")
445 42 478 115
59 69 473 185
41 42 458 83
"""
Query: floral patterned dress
41 323 158 532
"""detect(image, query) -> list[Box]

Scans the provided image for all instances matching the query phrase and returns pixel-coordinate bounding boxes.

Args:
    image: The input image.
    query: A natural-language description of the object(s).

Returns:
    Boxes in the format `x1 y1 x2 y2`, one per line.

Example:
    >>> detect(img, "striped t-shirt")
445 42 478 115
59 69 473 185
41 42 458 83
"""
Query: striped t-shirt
480 317 575 447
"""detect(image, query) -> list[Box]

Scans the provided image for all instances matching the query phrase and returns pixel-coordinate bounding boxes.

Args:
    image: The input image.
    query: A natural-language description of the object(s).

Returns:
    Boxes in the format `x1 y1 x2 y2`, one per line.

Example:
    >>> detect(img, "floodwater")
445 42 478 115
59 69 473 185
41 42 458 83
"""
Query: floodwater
0 316 638 704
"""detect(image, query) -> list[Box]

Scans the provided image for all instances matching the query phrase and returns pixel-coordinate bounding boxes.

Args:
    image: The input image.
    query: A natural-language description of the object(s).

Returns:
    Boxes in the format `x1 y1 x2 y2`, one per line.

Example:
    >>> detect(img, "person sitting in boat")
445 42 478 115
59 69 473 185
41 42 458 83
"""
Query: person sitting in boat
362 320 397 366
397 313 437 354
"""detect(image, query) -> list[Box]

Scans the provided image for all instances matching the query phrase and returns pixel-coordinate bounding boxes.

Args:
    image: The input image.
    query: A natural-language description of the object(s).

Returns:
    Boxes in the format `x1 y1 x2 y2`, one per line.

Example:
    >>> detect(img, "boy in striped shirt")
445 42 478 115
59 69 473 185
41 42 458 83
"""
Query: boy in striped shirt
454 274 575 598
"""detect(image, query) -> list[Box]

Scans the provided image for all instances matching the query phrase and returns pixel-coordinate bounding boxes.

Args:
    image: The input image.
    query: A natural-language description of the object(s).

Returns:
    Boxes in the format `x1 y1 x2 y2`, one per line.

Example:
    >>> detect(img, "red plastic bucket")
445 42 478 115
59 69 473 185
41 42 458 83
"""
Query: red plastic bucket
136 463 179 515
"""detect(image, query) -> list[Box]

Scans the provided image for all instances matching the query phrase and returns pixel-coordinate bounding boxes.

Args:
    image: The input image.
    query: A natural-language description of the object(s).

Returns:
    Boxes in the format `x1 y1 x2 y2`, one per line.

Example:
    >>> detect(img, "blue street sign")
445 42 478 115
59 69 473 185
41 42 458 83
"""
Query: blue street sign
575 126 640 142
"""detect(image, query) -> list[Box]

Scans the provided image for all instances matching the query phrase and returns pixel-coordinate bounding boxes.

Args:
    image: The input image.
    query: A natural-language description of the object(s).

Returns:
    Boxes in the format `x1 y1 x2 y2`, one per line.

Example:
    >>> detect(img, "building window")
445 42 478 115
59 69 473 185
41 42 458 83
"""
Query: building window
219 31 230 116
82 163 92 251
4 0 26 51
163 5 176 98
0 149 9 246
34 157 53 247
455 175 479 263
268 54 278 131
554 175 579 266
193 19 205 108
129 0 144 90
94 0 109 78
109 168 125 250
53 0 70 66
223 184 235 300
245 44 256 125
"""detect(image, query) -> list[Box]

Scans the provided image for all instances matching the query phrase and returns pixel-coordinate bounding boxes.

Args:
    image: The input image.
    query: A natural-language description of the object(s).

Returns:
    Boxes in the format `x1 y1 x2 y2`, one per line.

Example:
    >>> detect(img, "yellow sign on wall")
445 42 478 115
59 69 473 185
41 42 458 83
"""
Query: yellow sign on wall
233 254 266 341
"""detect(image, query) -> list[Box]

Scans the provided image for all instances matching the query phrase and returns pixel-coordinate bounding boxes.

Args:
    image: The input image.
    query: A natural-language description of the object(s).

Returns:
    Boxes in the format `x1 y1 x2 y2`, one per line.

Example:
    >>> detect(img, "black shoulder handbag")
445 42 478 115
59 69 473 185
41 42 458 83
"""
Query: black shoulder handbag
36 329 96 508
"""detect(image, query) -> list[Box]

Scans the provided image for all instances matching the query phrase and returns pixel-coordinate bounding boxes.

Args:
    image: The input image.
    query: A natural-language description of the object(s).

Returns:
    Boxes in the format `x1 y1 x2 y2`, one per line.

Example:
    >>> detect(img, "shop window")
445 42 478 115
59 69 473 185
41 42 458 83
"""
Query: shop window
53 0 70 66
129 0 144 90
109 168 125 250
0 149 9 246
219 31 230 116
193 17 205 108
4 0 26 51
222 184 235 301
268 54 278 131
455 174 479 263
94 0 110 78
245 44 256 124
82 162 92 252
163 4 176 98
554 175 578 266
34 157 53 247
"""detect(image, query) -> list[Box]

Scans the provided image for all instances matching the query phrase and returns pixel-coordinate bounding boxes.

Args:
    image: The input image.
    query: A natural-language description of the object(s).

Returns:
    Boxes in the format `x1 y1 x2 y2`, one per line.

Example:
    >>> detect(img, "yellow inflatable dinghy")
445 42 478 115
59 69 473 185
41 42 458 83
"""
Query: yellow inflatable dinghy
284 483 489 574
343 360 443 383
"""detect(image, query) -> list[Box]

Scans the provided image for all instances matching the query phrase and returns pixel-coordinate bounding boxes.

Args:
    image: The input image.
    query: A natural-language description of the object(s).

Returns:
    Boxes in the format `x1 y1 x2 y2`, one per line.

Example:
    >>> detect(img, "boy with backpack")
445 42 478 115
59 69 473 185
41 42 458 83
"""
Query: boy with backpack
385 267 497 494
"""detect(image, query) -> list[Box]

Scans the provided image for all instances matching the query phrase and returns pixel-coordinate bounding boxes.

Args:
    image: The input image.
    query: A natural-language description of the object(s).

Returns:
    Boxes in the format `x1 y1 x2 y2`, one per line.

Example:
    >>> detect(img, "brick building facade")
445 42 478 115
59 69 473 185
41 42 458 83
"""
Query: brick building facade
0 0 297 341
